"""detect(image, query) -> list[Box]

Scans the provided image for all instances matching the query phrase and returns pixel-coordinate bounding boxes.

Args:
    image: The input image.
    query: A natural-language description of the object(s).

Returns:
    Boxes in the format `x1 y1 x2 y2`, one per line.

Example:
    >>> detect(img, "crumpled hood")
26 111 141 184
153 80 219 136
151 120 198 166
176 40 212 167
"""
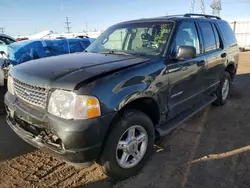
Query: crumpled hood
10 52 150 90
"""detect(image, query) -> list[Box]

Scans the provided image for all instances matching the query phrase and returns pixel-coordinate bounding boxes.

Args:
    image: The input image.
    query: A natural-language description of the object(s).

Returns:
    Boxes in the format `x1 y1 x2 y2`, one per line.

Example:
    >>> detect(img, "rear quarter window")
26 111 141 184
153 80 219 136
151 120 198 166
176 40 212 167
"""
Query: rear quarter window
217 22 237 47
199 22 217 52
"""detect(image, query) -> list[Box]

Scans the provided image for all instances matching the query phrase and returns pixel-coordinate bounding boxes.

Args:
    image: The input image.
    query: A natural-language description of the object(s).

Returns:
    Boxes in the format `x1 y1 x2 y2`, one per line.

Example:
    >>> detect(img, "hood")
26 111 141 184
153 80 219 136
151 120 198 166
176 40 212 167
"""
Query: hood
10 52 150 90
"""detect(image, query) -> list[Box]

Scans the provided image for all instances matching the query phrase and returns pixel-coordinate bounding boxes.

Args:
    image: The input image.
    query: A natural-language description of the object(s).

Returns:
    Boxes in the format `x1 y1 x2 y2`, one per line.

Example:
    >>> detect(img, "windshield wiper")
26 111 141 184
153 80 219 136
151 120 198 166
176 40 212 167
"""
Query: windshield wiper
127 52 148 56
99 50 131 56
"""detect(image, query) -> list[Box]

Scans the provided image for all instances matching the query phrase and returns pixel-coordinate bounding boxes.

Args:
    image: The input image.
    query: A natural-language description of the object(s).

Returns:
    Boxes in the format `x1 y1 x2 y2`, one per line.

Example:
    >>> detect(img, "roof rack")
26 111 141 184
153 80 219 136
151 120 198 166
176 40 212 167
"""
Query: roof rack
165 14 184 17
184 13 221 20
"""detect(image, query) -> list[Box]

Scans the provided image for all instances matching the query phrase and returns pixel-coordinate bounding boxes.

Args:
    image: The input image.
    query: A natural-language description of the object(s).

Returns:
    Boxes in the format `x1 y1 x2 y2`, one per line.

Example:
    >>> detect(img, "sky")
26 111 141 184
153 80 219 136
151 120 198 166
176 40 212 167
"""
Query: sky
1 0 250 36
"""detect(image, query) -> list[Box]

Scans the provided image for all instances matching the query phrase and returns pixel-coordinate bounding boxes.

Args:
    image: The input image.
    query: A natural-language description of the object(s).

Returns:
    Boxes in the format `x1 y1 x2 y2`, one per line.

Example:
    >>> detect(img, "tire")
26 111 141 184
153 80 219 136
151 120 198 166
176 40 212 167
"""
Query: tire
99 109 155 180
213 71 231 106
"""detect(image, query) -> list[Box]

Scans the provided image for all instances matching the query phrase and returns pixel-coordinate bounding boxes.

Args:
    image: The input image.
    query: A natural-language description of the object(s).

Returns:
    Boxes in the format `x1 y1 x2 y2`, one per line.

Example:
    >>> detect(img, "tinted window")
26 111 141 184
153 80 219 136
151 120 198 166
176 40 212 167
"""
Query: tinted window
217 22 236 47
199 22 217 52
212 24 221 49
173 22 200 54
0 37 15 45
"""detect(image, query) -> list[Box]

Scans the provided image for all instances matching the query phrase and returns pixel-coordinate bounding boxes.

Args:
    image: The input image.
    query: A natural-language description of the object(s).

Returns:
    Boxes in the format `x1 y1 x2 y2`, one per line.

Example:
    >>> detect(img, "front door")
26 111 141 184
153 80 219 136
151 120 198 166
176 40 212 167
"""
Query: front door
167 21 207 118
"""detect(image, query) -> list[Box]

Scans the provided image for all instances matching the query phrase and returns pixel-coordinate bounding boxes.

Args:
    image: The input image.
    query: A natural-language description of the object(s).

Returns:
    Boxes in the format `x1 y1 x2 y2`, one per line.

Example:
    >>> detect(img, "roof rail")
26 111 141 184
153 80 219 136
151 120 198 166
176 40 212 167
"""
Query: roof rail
165 14 184 17
184 13 221 20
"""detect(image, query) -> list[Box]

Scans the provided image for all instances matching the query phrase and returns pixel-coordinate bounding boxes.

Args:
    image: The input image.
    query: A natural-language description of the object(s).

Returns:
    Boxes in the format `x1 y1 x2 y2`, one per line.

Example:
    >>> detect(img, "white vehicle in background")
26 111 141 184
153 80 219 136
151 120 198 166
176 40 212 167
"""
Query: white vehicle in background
229 20 250 51
16 30 103 41
0 34 16 86
16 30 53 41
0 34 16 56
28 30 54 40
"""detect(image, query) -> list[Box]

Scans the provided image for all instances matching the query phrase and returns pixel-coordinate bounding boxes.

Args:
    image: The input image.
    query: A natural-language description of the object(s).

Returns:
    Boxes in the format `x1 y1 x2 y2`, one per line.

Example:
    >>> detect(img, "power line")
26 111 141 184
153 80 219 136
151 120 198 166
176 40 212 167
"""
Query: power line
85 21 88 33
64 17 71 33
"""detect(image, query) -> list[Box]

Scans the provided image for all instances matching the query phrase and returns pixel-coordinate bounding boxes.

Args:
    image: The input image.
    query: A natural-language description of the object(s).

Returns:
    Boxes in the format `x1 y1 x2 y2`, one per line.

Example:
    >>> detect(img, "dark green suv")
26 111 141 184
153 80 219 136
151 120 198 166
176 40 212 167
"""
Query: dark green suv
5 13 239 180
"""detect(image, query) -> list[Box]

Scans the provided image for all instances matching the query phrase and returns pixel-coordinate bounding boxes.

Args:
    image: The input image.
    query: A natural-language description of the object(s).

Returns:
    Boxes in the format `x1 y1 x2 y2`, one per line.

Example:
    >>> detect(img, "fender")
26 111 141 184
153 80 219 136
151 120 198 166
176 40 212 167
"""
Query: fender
77 59 168 116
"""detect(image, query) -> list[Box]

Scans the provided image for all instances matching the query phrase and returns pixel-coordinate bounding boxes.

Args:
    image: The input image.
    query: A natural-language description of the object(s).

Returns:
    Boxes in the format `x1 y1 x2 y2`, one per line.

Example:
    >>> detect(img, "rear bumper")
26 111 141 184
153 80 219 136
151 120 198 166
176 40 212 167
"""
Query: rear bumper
5 92 115 163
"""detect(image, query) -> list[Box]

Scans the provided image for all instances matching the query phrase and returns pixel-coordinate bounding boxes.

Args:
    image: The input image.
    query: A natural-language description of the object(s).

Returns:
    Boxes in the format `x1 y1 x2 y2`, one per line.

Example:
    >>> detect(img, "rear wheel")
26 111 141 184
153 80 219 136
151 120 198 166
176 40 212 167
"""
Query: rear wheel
99 110 155 180
213 71 231 106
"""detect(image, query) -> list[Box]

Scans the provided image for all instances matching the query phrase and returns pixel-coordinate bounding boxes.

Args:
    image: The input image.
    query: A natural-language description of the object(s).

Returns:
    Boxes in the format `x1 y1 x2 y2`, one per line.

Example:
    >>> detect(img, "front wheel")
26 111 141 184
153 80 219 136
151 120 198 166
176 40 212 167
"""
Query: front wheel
99 110 155 180
213 71 231 106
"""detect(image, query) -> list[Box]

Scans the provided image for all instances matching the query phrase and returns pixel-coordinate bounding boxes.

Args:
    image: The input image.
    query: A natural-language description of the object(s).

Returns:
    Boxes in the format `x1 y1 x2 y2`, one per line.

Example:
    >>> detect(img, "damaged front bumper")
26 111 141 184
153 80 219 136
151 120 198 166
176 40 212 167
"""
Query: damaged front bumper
4 92 114 163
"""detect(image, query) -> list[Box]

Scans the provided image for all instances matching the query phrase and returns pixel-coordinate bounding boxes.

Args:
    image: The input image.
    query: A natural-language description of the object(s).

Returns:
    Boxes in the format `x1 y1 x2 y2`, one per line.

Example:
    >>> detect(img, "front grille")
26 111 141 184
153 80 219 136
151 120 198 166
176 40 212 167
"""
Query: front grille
13 79 49 108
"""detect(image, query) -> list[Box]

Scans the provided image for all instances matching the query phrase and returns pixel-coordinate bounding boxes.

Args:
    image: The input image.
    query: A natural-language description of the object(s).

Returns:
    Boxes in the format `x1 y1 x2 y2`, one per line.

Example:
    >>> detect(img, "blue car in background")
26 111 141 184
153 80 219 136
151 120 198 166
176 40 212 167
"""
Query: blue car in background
6 38 93 65
0 37 94 83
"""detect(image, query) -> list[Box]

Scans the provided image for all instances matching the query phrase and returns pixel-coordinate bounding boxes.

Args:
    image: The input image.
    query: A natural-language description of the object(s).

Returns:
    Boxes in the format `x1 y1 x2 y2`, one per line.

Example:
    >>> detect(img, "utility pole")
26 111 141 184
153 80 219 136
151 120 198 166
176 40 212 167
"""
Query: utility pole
210 0 222 17
0 28 5 34
200 0 205 14
190 0 205 14
190 0 195 13
64 17 71 33
85 22 88 33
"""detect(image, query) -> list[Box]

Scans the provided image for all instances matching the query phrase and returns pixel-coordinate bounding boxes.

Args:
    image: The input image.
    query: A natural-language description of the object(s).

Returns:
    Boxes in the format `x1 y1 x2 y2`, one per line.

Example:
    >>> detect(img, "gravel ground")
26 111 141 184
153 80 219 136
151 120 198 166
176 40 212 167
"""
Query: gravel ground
0 52 250 188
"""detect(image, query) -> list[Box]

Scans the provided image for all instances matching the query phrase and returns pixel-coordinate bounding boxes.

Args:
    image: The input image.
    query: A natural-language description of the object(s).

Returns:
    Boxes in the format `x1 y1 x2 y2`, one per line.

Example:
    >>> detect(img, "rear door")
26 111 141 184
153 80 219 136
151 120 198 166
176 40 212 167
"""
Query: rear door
216 21 239 71
197 21 225 93
167 21 207 118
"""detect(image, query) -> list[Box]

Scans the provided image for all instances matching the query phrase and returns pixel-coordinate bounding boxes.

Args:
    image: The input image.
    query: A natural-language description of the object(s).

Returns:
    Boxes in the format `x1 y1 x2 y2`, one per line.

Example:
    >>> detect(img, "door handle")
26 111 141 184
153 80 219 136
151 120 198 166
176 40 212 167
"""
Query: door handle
221 53 227 58
197 60 206 67
168 66 188 73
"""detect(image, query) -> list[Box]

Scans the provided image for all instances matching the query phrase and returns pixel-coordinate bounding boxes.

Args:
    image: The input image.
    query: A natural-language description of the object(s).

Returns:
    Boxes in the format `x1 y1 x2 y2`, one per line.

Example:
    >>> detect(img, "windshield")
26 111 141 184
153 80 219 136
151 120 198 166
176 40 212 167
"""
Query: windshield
0 37 15 45
86 22 173 56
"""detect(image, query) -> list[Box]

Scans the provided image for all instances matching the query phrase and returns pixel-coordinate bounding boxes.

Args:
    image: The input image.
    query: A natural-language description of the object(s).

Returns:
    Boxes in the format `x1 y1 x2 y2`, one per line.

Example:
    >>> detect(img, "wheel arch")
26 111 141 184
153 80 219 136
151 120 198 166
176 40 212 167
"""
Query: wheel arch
97 97 161 160
117 97 161 125
225 62 237 80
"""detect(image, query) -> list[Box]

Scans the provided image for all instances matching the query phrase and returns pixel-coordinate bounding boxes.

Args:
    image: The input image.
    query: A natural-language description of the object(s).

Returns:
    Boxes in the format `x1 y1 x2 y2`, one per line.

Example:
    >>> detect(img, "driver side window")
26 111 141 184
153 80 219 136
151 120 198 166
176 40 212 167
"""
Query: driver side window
173 22 200 55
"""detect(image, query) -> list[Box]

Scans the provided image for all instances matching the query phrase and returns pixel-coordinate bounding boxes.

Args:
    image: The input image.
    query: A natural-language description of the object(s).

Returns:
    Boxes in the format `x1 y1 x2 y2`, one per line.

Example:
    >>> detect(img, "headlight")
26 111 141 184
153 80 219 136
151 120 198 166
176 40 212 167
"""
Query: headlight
48 90 101 120
7 76 14 95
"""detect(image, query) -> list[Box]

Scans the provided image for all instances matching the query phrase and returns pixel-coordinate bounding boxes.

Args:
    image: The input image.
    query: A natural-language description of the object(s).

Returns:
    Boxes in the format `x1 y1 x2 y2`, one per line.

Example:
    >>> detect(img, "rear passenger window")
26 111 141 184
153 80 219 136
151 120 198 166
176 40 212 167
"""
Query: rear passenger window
217 22 236 47
212 24 221 49
199 22 217 52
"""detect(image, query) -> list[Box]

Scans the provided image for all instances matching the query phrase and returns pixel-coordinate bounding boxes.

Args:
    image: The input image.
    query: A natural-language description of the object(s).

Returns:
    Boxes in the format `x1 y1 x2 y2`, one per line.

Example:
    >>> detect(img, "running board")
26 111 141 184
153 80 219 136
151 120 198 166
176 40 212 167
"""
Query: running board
156 95 217 137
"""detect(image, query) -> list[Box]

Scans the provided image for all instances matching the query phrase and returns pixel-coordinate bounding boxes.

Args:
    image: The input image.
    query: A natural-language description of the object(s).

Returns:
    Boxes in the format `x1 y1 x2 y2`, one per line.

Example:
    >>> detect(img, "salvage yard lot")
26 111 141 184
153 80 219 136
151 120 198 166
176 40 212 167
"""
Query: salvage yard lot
1 52 250 188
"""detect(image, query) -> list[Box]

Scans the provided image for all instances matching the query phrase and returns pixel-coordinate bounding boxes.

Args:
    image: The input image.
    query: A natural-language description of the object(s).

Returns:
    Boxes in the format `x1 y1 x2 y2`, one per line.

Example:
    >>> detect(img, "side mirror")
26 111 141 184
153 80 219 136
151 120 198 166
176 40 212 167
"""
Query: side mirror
176 46 196 60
